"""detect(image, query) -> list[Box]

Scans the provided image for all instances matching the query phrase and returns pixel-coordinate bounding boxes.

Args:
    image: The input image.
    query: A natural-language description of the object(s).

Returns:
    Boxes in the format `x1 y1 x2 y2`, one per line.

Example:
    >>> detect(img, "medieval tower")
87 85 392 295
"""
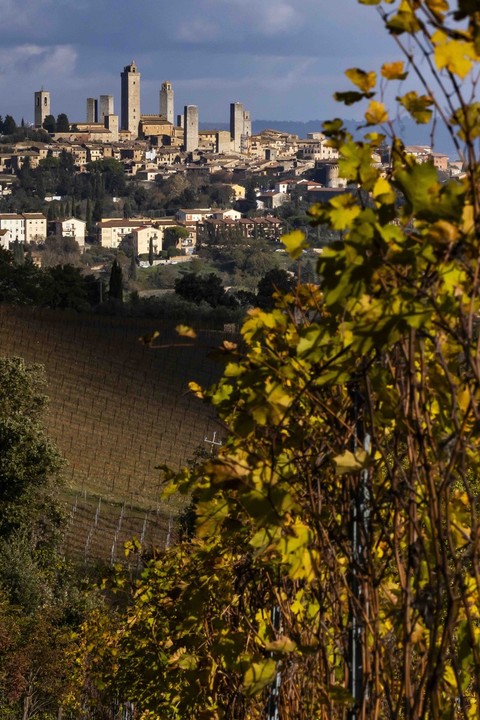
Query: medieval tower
34 90 50 128
183 105 199 152
160 81 174 125
121 61 141 137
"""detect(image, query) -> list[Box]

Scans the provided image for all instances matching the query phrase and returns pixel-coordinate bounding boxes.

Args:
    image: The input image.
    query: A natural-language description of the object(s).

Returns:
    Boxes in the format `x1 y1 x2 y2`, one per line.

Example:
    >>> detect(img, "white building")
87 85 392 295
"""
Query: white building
54 217 86 248
0 214 26 245
24 213 47 244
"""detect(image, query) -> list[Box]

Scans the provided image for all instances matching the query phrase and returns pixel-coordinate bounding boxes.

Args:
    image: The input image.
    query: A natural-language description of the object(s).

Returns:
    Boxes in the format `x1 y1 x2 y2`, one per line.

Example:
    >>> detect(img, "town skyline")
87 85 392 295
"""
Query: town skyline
0 0 400 125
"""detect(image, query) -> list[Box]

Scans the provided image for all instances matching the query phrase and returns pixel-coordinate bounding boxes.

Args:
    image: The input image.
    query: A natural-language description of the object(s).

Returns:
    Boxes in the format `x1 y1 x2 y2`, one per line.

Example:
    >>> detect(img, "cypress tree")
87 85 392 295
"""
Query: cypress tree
109 259 123 302
148 237 154 266
130 251 137 281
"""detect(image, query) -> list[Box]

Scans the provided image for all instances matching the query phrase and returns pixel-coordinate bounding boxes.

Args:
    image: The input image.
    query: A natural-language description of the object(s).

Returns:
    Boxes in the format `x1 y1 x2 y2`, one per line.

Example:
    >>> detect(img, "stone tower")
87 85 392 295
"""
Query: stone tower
230 102 250 153
121 61 141 137
184 105 199 153
99 95 114 122
160 81 174 125
34 90 50 128
86 98 98 123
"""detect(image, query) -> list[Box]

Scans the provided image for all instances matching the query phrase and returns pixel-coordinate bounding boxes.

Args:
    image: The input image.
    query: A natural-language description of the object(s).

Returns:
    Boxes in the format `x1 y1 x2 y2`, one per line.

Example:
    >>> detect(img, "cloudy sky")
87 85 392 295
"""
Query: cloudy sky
0 0 400 126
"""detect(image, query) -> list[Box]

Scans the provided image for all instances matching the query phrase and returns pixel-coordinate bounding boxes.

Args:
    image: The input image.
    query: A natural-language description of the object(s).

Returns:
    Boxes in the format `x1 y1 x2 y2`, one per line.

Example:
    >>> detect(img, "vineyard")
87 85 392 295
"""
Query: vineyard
0 305 225 563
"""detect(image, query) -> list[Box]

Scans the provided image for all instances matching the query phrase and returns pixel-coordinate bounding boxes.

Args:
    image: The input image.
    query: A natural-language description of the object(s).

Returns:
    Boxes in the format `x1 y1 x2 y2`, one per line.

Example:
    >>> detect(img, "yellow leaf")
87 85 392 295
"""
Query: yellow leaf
264 636 297 653
243 659 277 696
345 68 377 93
381 61 408 80
282 229 308 259
373 177 396 204
176 324 197 338
365 100 389 125
433 30 475 79
333 449 370 475
188 381 204 399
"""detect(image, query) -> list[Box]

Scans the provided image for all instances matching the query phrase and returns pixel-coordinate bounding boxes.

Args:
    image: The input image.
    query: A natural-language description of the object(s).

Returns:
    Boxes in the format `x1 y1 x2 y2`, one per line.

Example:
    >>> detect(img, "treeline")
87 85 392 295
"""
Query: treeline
0 247 103 310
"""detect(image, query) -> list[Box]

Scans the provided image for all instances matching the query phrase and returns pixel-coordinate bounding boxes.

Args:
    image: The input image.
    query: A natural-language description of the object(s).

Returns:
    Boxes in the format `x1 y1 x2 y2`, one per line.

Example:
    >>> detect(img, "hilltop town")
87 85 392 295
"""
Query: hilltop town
0 60 464 290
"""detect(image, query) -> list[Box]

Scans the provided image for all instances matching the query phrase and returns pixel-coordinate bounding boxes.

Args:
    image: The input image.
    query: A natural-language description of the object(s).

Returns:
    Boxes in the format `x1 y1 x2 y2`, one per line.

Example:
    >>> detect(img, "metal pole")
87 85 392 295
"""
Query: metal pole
266 604 281 720
348 381 370 720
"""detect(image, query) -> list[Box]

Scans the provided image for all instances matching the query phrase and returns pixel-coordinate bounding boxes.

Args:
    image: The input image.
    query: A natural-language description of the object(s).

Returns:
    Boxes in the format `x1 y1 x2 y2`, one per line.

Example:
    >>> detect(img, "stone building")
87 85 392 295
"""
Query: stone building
34 90 50 128
121 61 141 137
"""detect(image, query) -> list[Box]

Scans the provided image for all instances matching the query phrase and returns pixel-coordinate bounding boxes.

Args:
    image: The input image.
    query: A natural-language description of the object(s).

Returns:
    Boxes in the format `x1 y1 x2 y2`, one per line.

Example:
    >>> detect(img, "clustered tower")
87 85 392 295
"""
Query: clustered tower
35 62 251 152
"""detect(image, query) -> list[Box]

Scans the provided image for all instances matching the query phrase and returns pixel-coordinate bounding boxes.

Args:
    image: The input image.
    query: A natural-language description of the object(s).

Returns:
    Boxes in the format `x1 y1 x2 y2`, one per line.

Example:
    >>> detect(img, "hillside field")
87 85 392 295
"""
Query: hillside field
0 305 226 563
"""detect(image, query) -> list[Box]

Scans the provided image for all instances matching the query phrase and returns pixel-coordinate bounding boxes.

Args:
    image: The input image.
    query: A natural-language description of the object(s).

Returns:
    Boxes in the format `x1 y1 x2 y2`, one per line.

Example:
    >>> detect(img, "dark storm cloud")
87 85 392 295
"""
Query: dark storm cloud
0 0 397 123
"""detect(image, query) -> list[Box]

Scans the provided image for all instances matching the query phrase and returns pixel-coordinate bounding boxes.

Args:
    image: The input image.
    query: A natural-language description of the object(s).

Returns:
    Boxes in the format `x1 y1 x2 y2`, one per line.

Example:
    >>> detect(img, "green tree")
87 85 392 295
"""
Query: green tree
3 115 17 135
55 113 70 133
256 268 294 309
175 271 231 308
148 236 154 266
109 258 123 301
163 225 189 252
0 358 93 719
42 114 56 134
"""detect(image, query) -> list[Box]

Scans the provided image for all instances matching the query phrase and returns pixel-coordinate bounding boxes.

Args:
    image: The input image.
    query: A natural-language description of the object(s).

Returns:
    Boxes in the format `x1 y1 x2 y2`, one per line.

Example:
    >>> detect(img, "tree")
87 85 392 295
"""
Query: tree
55 113 70 133
3 115 17 135
0 358 93 719
79 3 480 719
11 239 24 266
148 237 154 266
42 115 56 134
109 259 123 301
256 268 294 309
174 271 231 308
163 225 189 253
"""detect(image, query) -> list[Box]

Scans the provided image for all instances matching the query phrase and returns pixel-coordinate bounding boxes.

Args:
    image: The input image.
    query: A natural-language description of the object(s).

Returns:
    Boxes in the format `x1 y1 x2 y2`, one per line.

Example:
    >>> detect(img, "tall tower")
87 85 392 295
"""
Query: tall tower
99 95 114 122
184 105 199 153
34 90 50 128
160 81 174 125
230 102 251 152
86 98 98 123
121 61 141 137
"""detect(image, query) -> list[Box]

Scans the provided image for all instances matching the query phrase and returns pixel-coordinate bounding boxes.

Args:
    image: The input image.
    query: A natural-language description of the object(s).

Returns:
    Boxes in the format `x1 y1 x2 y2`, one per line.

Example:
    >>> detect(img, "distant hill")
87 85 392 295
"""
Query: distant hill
201 118 460 158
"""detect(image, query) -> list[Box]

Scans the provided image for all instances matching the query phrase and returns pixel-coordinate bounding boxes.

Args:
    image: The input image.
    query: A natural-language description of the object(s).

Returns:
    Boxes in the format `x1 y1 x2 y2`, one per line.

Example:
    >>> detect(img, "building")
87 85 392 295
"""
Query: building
53 217 86 248
23 213 47 244
104 114 119 142
139 115 174 141
86 98 98 123
0 214 25 245
99 95 114 122
230 102 251 153
121 61 141 137
184 105 199 153
160 81 174 125
34 90 50 128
